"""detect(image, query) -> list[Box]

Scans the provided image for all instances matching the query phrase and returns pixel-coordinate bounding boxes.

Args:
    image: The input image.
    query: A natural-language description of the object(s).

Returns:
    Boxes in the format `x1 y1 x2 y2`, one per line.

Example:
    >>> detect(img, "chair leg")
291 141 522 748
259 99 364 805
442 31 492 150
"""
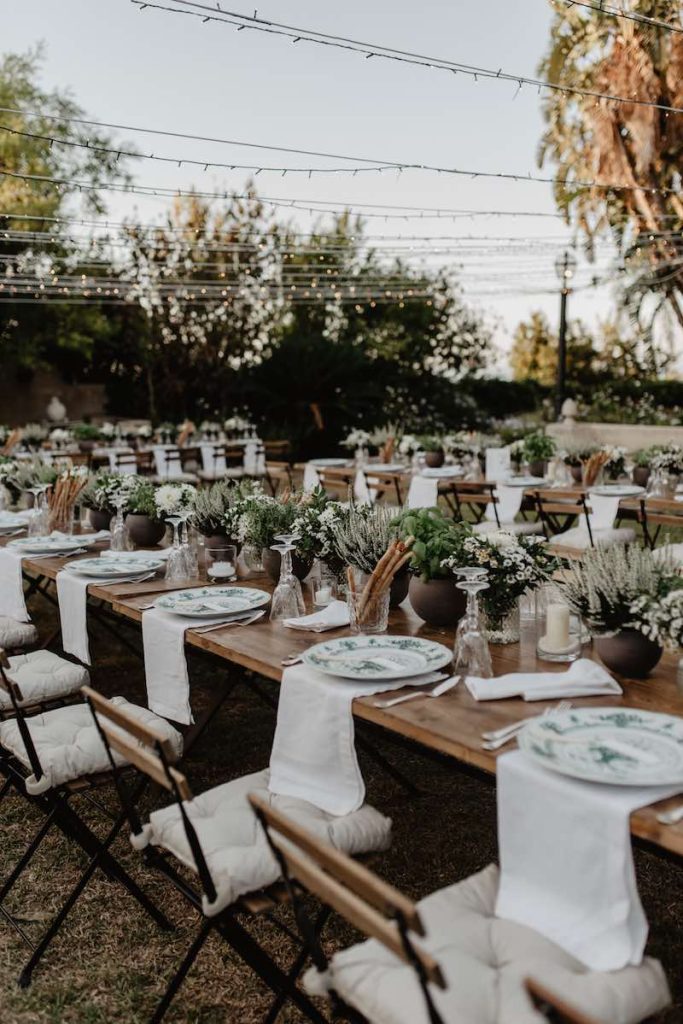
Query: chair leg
0 806 58 905
149 917 213 1024
262 905 332 1024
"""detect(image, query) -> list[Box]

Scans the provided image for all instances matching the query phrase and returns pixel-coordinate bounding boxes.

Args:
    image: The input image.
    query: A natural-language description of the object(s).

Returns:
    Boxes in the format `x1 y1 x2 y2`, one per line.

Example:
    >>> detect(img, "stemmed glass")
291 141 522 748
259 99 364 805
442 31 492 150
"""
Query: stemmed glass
453 567 493 678
165 514 187 582
178 508 198 579
27 485 50 538
269 533 305 621
110 493 132 552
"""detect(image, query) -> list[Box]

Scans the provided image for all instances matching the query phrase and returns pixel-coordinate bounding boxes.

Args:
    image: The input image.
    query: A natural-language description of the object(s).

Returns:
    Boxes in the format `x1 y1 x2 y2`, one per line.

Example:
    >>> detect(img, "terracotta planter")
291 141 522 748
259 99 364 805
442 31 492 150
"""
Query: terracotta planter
408 577 466 628
595 630 662 679
389 570 410 608
88 508 112 532
261 547 312 583
125 513 166 548
424 450 445 468
529 459 546 479
633 466 650 488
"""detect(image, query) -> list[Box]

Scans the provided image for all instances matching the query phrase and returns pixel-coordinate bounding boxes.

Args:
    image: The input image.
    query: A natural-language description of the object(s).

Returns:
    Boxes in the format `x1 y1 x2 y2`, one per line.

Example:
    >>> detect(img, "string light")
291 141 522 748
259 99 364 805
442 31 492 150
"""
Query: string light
131 0 683 118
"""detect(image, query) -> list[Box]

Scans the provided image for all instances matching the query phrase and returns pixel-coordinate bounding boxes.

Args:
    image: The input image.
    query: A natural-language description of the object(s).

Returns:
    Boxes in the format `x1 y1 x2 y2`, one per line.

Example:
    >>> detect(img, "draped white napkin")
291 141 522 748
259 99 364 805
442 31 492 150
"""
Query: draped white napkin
269 664 443 814
106 448 136 474
141 608 197 725
200 443 226 474
466 658 622 701
496 750 681 969
0 547 29 621
407 476 439 509
484 483 525 525
153 445 185 479
56 571 91 664
353 470 373 505
282 600 350 632
303 463 321 491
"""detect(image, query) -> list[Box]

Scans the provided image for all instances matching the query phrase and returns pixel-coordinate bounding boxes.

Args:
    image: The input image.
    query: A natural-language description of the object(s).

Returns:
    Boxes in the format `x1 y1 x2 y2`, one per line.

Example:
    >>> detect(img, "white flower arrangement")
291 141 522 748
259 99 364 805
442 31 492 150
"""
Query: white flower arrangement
154 482 197 517
342 428 372 450
0 458 19 483
224 415 252 433
291 500 345 561
651 444 683 475
398 433 420 456
136 424 153 439
631 588 683 649
100 422 116 438
49 428 72 445
22 422 48 445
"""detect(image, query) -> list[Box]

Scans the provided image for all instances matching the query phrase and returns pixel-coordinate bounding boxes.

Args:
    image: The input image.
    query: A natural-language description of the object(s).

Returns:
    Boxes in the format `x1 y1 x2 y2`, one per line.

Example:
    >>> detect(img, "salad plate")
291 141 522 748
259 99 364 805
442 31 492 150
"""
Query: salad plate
518 707 683 786
302 635 452 681
156 586 270 618
8 535 95 556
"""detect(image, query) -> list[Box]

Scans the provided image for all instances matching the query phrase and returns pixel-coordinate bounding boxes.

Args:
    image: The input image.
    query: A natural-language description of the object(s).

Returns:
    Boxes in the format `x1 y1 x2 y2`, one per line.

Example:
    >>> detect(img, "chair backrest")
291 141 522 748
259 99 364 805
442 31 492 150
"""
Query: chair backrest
452 481 499 525
317 467 356 500
525 979 601 1024
249 793 446 1022
82 686 220 904
0 648 45 784
265 461 294 496
533 488 592 545
361 468 405 506
264 440 291 460
114 451 138 471
638 497 683 549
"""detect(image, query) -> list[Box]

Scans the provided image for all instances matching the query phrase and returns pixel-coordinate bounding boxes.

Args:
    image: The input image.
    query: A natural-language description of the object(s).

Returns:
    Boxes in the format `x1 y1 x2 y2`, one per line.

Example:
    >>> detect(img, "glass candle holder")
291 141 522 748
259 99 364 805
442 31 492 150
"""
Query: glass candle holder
536 600 582 662
205 545 237 582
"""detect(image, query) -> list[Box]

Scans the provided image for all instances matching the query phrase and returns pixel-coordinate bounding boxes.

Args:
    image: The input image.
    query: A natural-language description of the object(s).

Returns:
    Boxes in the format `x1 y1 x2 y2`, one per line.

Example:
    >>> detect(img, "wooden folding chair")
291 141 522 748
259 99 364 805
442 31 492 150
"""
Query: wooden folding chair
0 657 175 987
525 979 601 1024
84 687 331 1024
449 481 500 526
249 793 446 1024
638 497 683 550
533 488 588 542
112 450 139 474
360 468 405 506
265 460 294 496
264 440 292 460
317 466 357 501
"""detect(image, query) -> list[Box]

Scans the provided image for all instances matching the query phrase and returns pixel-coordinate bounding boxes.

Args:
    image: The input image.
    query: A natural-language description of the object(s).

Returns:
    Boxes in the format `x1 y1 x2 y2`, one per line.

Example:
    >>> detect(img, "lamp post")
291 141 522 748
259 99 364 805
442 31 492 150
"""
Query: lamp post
554 250 577 420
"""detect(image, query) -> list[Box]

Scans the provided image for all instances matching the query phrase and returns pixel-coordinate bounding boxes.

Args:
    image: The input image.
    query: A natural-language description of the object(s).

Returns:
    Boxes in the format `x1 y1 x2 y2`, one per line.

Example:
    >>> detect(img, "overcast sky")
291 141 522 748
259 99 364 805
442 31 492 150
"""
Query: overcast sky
5 0 625 366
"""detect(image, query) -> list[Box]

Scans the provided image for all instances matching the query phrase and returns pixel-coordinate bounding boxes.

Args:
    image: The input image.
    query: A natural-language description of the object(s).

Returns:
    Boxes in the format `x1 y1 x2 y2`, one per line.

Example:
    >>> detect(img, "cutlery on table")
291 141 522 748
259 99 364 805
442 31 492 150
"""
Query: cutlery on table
656 804 683 826
281 654 303 666
481 701 572 751
373 675 457 708
193 611 265 634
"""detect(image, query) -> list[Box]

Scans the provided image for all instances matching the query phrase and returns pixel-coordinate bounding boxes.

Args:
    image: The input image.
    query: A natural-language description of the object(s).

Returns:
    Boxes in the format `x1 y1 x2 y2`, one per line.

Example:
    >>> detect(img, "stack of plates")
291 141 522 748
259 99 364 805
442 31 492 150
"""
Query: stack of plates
155 586 271 619
8 535 96 556
518 707 683 786
301 635 452 681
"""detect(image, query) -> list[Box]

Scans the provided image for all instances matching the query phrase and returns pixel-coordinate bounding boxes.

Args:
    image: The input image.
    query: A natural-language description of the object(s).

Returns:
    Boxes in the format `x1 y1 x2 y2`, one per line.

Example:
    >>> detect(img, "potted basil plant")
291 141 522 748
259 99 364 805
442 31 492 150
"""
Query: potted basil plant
395 508 471 627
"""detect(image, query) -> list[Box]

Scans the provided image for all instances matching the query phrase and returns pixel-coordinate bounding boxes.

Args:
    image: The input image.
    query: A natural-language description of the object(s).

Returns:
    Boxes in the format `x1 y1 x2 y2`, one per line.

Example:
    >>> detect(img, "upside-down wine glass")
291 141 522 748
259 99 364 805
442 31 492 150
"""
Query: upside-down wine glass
27 484 49 538
178 508 198 579
270 533 305 621
453 568 493 678
110 492 131 552
165 514 187 582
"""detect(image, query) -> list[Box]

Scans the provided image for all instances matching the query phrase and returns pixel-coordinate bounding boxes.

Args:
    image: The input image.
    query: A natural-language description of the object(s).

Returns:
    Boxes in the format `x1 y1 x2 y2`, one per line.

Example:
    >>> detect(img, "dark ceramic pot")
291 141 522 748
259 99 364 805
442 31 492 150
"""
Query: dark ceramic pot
389 570 410 608
202 532 236 551
570 465 583 484
633 466 650 488
88 508 112 532
125 513 166 548
408 577 466 628
595 630 662 679
424 450 445 469
529 459 546 479
78 440 97 454
261 547 312 583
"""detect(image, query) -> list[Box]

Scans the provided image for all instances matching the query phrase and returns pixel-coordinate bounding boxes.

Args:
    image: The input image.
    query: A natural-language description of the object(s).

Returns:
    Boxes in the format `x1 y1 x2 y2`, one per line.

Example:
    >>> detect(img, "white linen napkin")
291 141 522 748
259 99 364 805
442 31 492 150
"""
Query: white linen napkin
466 658 622 701
587 492 621 532
282 600 350 632
353 470 373 505
303 463 321 491
269 664 444 814
56 571 91 664
0 547 30 621
484 483 524 525
407 476 439 509
496 750 681 969
142 608 205 724
200 443 226 474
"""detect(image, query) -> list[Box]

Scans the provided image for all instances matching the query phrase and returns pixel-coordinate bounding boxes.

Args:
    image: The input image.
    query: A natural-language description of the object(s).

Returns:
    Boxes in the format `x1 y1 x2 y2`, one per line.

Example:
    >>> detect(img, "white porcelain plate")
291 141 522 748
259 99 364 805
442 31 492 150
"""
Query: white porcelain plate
518 707 683 786
309 458 351 468
8 535 96 555
591 484 645 498
502 475 546 487
64 556 164 577
421 467 464 479
302 635 452 680
156 586 270 618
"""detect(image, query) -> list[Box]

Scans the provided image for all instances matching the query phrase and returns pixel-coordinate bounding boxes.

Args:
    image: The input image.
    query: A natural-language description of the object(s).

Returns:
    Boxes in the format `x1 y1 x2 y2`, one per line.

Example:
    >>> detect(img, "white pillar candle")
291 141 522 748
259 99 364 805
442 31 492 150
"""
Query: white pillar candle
315 585 332 607
543 603 570 652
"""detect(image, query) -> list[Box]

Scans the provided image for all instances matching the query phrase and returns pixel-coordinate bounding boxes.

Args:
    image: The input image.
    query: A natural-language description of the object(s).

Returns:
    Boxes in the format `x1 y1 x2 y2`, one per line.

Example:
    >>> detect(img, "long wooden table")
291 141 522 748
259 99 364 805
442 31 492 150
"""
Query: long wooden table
9 537 683 859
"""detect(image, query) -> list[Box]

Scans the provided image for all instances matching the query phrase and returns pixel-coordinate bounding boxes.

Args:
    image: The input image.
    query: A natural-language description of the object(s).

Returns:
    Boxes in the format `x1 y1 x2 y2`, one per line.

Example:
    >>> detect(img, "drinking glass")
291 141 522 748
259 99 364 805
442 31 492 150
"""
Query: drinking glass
165 515 187 582
313 569 337 608
27 485 49 538
347 566 389 634
206 545 237 582
269 538 305 621
178 510 198 579
110 493 132 552
453 571 493 678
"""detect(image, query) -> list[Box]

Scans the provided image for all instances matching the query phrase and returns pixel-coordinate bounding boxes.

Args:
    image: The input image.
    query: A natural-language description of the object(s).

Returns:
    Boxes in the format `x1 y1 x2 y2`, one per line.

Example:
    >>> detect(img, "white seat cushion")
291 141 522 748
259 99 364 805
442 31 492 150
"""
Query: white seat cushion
197 468 244 481
142 768 392 917
0 617 39 650
551 526 636 551
654 543 683 567
316 864 669 1024
0 697 183 795
1 651 89 710
472 521 543 537
150 472 199 485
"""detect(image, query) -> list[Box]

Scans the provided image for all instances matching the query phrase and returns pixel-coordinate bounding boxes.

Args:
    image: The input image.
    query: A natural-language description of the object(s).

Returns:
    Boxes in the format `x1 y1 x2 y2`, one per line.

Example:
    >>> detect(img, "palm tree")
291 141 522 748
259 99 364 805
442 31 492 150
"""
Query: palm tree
539 1 683 338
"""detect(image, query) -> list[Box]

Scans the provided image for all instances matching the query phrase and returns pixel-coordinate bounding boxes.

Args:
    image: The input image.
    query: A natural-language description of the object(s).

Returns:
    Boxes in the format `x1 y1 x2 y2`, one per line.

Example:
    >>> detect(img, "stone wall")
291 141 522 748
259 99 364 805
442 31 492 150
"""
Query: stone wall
0 369 106 424
546 421 683 451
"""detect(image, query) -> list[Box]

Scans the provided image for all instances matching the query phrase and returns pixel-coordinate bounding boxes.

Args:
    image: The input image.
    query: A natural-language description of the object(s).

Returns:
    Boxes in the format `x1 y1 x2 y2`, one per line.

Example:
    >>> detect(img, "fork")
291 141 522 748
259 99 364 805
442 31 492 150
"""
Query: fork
193 611 265 633
481 701 572 751
374 675 456 708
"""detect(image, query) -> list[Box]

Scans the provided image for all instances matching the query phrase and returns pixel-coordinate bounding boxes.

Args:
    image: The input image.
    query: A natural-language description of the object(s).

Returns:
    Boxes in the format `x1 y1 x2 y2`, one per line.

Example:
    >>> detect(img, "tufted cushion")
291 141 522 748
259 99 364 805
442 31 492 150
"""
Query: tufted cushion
150 472 199 485
0 617 39 650
197 468 244 481
654 543 683 567
143 768 392 917
472 521 543 537
313 864 670 1024
1 651 89 710
551 526 636 551
0 697 183 795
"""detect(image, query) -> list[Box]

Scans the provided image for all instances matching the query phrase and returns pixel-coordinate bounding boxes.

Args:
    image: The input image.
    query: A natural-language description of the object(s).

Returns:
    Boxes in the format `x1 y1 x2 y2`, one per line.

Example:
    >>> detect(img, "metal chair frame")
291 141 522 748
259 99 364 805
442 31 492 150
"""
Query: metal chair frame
533 489 593 547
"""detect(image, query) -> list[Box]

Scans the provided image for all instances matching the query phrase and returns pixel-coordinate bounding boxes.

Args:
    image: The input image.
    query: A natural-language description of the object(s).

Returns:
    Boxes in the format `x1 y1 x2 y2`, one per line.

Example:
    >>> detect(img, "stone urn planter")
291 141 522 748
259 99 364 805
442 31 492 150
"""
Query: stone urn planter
88 508 112 532
595 630 662 679
633 466 650 488
125 513 166 548
424 450 445 469
408 577 466 628
389 569 410 608
261 547 312 583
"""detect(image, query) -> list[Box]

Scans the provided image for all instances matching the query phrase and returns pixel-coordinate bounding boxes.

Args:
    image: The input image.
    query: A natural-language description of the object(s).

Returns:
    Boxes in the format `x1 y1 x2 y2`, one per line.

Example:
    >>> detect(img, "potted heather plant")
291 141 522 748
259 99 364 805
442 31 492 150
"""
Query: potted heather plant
395 508 471 627
192 480 256 549
633 449 652 488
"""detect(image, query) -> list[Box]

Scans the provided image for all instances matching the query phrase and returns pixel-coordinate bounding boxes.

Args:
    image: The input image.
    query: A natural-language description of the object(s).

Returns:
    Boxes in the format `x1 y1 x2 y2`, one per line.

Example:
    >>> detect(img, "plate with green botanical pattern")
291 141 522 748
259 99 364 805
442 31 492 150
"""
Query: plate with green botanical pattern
518 707 683 786
156 586 271 618
302 635 452 680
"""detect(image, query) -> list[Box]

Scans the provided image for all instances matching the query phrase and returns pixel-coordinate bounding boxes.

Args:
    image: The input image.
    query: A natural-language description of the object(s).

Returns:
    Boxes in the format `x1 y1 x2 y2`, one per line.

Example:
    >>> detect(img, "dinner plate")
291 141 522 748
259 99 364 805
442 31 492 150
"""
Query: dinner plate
420 467 465 479
8 535 96 555
518 707 683 786
64 556 164 578
309 458 351 468
502 475 546 487
156 586 271 618
366 463 405 474
0 511 31 529
590 484 645 498
302 635 452 680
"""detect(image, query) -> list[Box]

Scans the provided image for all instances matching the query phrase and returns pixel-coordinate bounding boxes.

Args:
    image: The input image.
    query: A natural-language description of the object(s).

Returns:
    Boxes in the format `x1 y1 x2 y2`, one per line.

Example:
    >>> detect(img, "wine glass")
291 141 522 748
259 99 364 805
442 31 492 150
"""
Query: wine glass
110 492 132 552
453 569 493 678
165 514 187 582
177 508 198 579
270 534 305 621
27 485 49 538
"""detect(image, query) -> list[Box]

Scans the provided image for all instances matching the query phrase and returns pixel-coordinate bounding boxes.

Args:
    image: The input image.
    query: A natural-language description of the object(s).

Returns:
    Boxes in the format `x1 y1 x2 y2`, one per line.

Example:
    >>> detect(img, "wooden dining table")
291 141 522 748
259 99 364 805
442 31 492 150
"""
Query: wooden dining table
7 532 683 860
